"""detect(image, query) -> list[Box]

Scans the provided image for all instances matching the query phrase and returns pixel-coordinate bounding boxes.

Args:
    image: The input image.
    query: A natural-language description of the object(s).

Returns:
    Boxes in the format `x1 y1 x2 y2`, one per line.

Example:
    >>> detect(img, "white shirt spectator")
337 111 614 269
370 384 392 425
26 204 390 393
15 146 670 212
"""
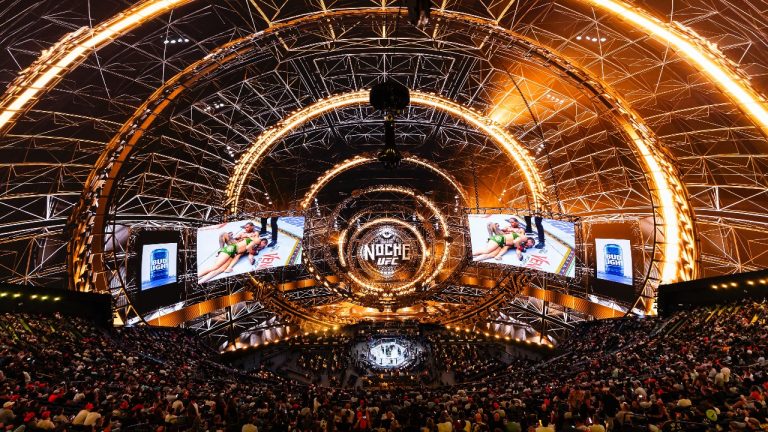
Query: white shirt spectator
72 409 89 425
84 411 102 427
172 399 184 411
714 372 725 387
721 367 731 382
36 418 56 430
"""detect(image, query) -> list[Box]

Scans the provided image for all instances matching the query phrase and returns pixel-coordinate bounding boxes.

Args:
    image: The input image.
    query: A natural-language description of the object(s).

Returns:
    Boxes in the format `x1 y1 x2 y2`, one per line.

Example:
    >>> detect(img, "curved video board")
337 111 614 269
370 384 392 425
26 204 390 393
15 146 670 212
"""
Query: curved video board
196 216 304 283
468 214 576 278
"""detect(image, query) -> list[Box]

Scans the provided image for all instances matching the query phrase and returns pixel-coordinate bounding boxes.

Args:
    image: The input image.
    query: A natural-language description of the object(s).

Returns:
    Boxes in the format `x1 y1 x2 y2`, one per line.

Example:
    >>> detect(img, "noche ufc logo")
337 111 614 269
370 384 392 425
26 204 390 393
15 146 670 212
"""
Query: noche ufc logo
360 242 412 266
352 225 421 281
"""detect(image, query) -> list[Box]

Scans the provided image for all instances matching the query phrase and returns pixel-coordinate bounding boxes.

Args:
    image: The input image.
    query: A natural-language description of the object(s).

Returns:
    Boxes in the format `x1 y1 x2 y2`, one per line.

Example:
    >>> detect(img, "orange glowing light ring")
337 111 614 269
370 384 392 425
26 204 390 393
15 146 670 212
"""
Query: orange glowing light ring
2 3 763 140
56 7 716 292
322 186 451 298
226 90 546 211
342 217 431 296
335 203 433 270
299 154 468 210
0 0 197 135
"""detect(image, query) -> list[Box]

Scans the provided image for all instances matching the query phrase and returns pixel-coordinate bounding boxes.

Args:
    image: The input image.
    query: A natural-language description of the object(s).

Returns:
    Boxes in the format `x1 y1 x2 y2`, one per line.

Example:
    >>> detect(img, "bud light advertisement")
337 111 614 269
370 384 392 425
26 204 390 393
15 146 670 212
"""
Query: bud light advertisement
595 238 632 285
141 243 178 290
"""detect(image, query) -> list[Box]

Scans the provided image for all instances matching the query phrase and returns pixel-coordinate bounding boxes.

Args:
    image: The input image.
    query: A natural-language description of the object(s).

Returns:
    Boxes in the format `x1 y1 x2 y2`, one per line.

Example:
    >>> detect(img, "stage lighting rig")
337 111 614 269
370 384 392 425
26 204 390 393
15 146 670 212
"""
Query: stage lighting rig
370 80 410 169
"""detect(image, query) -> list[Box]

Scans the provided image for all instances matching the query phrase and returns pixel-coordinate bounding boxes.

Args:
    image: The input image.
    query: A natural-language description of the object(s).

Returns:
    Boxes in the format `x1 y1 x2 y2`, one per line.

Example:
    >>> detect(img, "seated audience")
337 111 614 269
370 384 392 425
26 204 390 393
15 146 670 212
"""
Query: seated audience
0 299 764 431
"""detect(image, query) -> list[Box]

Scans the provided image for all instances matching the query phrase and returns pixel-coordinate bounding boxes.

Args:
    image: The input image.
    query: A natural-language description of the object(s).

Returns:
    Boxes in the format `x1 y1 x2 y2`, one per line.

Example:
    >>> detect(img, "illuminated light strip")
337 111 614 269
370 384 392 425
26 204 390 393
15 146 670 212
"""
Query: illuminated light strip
0 0 194 134
619 113 689 284
337 228 350 269
590 0 768 136
342 218 430 295
227 90 546 211
299 154 469 210
2 3 763 142
578 69 697 286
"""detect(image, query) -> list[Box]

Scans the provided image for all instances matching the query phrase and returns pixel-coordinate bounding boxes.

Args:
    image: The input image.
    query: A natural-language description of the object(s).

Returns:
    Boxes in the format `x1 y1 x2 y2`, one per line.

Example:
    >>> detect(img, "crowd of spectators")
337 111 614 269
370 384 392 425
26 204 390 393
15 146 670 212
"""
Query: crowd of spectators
297 347 349 378
428 335 514 382
0 299 765 432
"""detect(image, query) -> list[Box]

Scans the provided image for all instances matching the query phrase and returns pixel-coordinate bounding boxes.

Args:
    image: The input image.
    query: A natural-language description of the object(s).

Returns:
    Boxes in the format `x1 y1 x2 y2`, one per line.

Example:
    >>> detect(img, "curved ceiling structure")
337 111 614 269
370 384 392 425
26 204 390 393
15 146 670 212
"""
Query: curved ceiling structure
1 0 767 344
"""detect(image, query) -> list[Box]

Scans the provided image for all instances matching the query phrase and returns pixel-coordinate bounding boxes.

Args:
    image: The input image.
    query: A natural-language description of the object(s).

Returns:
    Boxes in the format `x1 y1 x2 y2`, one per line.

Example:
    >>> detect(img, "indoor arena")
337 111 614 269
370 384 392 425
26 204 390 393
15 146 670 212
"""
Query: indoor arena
1 1 768 431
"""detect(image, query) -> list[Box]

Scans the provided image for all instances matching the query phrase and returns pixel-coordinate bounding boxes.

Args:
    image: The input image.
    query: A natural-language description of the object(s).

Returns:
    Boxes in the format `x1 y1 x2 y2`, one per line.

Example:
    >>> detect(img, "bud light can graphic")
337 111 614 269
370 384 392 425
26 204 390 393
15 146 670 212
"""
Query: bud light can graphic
150 248 169 283
604 243 623 277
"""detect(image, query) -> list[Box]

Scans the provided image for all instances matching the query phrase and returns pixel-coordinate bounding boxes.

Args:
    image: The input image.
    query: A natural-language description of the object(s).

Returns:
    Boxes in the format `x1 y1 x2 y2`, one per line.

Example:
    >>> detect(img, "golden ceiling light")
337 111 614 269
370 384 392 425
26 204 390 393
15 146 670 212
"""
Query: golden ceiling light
591 0 768 136
51 6 737 292
2 2 764 141
226 90 546 211
299 154 468 210
619 113 690 284
0 0 193 134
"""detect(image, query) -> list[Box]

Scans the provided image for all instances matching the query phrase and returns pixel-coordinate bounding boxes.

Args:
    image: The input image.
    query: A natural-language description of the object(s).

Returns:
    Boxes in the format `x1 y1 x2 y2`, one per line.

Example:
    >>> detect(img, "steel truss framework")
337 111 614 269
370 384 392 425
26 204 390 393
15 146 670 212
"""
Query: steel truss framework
1 1 767 344
61 9 699 305
182 299 292 351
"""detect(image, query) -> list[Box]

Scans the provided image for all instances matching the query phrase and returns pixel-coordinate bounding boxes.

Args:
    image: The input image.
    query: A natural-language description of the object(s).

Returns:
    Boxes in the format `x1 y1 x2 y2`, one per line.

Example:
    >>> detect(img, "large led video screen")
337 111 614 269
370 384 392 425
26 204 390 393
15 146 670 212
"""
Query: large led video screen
140 243 178 290
595 238 633 285
196 216 304 283
468 214 576 277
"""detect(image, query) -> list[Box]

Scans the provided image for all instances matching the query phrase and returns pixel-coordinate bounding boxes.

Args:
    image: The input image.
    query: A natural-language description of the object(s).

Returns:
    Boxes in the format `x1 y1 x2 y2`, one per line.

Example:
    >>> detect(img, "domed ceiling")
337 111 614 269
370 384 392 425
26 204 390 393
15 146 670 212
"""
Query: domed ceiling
1 0 767 346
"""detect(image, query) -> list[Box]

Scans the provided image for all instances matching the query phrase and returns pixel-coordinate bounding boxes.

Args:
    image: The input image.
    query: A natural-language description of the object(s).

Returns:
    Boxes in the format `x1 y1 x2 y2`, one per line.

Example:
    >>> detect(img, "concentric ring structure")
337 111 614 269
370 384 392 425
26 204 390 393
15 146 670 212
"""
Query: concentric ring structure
319 185 453 304
2 0 768 343
343 217 430 296
60 9 698 297
299 155 468 210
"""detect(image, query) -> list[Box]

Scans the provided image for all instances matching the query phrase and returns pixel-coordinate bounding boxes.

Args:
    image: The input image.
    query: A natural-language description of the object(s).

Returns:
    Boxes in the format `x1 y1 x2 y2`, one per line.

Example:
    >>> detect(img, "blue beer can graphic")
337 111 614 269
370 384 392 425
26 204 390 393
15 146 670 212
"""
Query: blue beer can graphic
150 248 169 283
604 243 624 277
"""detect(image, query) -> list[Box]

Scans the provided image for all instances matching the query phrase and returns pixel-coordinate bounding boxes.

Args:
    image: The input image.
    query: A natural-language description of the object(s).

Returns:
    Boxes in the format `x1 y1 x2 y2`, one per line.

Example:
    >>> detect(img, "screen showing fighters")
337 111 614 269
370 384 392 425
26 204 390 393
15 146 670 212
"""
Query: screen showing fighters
196 216 305 283
468 213 576 278
595 238 633 285
141 243 178 290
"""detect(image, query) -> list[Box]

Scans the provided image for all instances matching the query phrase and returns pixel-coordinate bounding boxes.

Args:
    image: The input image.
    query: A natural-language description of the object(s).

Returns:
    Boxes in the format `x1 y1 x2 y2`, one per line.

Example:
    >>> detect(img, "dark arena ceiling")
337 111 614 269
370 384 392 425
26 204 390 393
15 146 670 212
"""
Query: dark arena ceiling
1 0 768 348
